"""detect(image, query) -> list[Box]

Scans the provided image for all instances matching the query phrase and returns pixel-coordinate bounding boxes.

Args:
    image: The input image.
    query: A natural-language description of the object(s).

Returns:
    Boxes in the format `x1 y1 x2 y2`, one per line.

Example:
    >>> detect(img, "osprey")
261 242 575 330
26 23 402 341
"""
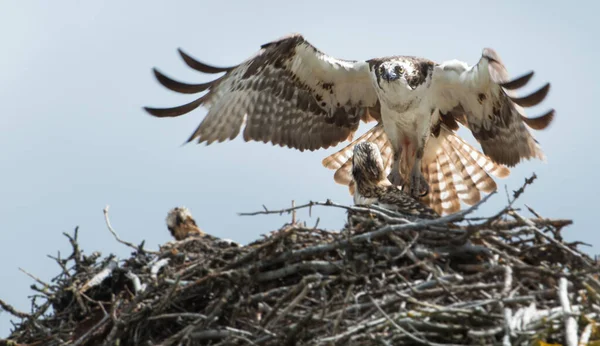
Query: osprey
166 207 204 241
165 207 240 247
145 33 554 214
352 142 438 220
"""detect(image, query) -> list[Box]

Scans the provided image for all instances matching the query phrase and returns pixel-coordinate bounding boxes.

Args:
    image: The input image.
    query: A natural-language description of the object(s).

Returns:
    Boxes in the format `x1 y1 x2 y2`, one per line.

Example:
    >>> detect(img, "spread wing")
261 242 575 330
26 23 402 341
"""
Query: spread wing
145 33 380 151
431 48 554 166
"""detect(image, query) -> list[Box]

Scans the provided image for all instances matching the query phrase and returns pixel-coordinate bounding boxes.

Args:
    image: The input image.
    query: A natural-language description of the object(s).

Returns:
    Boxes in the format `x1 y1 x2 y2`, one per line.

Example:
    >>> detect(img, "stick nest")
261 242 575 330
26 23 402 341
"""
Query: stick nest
2 175 600 346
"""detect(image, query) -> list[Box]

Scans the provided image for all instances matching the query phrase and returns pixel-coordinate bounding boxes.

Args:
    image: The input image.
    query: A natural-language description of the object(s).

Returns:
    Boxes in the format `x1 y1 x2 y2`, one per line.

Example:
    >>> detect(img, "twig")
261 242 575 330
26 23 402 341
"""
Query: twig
368 296 463 346
267 282 311 327
71 314 111 346
0 298 30 318
579 323 593 346
103 205 158 254
125 271 146 293
483 173 537 224
80 258 118 294
148 312 207 321
240 198 423 224
63 227 82 270
333 284 354 335
18 268 50 289
150 258 170 280
559 277 578 346
509 210 588 264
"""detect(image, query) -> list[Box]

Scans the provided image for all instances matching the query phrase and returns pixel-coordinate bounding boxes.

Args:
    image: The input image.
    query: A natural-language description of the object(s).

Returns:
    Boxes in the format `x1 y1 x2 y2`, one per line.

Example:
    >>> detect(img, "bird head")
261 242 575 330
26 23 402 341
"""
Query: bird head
166 207 203 240
371 57 433 95
352 142 386 185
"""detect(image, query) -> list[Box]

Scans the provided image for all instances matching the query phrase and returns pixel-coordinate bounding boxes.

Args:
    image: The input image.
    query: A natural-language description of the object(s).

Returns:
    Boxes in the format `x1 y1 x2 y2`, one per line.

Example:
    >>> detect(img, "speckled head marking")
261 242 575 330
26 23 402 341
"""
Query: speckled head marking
368 56 435 91
352 142 386 185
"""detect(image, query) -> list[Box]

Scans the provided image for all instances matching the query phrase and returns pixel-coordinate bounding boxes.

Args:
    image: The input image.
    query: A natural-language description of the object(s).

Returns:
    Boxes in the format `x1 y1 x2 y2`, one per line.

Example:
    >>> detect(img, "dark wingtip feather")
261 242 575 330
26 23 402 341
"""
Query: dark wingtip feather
510 83 551 107
143 95 207 118
144 106 183 118
143 106 167 117
178 48 235 74
500 71 534 90
522 109 555 130
153 68 213 94
185 129 201 144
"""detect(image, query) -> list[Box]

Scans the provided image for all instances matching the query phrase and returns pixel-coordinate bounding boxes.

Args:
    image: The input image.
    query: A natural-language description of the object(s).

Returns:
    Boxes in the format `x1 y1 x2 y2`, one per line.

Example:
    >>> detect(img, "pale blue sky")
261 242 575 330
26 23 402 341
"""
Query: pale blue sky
1 0 597 335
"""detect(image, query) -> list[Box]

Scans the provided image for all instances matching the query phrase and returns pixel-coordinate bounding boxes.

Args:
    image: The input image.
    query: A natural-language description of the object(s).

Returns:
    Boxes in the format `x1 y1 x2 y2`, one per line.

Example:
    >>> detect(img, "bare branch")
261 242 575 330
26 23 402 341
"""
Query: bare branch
103 205 158 254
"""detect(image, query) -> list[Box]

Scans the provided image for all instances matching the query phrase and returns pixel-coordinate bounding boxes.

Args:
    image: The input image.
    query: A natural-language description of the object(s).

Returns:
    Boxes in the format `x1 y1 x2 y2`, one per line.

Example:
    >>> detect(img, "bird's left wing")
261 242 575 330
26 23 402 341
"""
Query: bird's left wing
145 33 380 151
431 48 554 166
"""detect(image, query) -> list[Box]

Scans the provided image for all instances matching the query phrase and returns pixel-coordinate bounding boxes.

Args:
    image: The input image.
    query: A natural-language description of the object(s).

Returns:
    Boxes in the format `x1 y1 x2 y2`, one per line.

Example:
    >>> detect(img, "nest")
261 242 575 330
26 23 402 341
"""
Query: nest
2 175 600 346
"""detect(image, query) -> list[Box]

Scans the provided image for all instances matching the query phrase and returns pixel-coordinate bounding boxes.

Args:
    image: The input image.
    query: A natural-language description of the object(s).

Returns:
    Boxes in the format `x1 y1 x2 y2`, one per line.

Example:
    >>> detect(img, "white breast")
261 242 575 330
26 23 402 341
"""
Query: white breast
379 99 435 147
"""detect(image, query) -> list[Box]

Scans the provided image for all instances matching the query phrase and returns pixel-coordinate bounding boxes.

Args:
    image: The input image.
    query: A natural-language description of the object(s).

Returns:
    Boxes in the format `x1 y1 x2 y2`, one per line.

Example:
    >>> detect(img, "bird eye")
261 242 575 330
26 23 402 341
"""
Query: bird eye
395 65 404 74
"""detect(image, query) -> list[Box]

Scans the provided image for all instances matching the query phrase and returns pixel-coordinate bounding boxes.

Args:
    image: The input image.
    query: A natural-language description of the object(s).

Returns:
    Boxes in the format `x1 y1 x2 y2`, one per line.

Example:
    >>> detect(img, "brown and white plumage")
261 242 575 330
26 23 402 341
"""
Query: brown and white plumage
166 207 204 241
146 34 380 151
352 142 438 219
145 34 554 214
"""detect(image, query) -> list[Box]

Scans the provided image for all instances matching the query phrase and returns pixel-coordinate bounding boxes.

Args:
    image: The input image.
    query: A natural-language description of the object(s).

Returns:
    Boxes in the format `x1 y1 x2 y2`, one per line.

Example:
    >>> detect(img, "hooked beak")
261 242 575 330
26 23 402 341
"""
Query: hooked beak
382 69 399 82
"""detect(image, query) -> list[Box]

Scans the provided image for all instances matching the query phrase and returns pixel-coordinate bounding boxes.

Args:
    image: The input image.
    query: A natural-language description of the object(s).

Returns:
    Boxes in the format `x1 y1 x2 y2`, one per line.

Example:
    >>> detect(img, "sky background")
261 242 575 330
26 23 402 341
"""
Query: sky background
1 0 598 336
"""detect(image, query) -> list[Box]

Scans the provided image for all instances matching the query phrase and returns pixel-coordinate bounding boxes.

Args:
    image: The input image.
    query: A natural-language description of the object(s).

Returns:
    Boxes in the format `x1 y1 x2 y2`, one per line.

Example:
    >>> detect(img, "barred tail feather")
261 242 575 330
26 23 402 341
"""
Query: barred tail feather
422 150 462 215
440 138 481 205
447 134 509 194
428 128 511 214
425 161 443 215
446 134 510 179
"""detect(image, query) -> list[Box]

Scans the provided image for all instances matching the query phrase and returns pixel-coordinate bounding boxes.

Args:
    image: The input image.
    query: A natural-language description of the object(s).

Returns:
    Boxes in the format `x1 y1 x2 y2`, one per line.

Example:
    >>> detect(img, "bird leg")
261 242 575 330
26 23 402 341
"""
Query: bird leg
409 147 429 198
388 150 404 187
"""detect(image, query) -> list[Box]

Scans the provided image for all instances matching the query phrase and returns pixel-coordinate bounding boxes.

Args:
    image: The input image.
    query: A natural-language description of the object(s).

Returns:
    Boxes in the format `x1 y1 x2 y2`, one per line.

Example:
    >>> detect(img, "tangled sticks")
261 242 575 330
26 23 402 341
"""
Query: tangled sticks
1 175 598 346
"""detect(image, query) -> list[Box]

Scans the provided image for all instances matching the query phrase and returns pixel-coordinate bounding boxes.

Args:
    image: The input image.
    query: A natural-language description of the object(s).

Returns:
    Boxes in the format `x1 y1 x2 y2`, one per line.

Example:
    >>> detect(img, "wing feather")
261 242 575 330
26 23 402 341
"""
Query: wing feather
145 33 379 151
509 83 550 107
152 68 215 94
146 94 209 118
521 109 554 130
433 48 554 167
499 71 534 90
178 48 236 73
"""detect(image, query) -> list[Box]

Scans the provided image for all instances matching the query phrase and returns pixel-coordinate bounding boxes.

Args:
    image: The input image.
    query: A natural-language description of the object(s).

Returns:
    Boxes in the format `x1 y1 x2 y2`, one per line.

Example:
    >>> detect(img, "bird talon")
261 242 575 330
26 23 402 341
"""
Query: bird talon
417 184 429 198
409 172 429 198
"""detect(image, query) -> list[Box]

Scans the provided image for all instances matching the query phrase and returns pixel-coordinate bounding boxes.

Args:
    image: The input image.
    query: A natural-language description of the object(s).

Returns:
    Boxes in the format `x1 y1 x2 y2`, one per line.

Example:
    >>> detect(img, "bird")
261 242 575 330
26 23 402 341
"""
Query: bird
166 207 204 241
145 33 554 214
165 207 240 247
351 141 438 219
